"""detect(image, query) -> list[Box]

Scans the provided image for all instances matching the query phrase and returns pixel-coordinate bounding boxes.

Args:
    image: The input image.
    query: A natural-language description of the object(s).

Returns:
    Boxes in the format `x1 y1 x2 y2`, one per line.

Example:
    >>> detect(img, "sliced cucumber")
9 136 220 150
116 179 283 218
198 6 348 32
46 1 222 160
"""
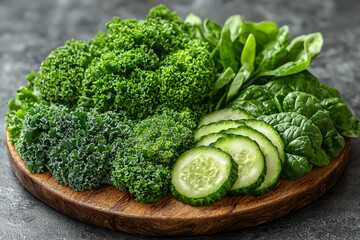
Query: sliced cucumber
198 108 253 127
223 126 282 195
194 120 245 142
211 135 265 195
242 119 285 164
171 146 238 206
195 133 228 147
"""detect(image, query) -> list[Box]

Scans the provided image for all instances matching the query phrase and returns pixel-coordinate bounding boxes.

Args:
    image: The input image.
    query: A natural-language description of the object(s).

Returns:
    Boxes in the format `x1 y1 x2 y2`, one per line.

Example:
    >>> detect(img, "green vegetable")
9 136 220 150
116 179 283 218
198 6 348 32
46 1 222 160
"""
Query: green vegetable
258 112 329 166
280 91 345 158
226 34 256 103
222 127 281 195
171 146 238 206
198 108 253 127
111 151 171 203
5 72 40 144
194 120 245 141
34 40 92 107
321 98 360 137
281 153 313 180
211 135 265 195
16 104 132 189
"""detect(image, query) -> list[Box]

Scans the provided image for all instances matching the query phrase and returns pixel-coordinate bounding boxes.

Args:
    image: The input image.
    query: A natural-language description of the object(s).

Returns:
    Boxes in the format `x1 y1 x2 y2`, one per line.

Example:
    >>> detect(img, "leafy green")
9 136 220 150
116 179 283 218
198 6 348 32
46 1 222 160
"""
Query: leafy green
6 72 40 144
258 112 329 167
281 153 312 180
256 33 323 78
111 108 196 202
280 91 345 158
228 85 278 117
16 102 195 202
111 151 171 203
16 104 132 189
35 40 92 107
226 34 256 103
321 98 360 137
131 108 196 166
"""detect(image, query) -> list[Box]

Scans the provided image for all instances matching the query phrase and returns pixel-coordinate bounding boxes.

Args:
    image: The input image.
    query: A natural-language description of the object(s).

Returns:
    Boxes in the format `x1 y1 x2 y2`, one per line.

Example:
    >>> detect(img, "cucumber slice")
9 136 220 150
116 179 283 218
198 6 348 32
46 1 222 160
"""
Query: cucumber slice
194 120 245 141
195 133 228 147
211 135 265 196
242 119 285 164
223 126 282 195
171 146 238 206
198 108 253 127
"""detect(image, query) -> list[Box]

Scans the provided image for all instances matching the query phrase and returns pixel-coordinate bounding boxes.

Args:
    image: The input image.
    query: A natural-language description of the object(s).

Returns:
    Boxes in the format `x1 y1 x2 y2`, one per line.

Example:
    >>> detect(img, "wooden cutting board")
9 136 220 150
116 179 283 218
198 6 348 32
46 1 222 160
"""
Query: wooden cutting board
6 131 351 236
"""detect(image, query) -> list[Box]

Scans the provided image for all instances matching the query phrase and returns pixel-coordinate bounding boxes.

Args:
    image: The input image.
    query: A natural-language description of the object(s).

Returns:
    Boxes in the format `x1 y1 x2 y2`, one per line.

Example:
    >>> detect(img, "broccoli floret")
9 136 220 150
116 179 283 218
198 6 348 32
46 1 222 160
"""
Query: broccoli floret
35 40 92 107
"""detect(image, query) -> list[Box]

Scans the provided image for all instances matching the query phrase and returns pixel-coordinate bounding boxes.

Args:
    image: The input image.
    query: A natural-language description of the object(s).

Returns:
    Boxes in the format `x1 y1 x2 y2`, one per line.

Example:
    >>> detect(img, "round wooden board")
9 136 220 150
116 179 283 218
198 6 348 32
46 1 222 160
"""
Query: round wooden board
6 131 351 236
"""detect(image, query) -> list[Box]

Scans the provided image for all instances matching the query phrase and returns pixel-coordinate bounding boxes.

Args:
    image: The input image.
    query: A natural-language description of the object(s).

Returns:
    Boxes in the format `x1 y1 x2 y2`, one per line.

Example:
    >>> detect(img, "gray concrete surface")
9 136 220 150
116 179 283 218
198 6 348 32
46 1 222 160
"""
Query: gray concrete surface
1 0 360 239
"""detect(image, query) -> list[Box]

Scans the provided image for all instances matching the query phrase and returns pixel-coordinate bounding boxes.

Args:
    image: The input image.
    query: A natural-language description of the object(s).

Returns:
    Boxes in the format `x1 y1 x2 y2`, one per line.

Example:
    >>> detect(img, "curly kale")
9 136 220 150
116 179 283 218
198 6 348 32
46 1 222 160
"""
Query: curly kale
111 150 171 203
6 72 40 144
7 5 215 203
35 40 92 107
17 104 133 191
18 5 215 120
131 108 196 166
110 107 196 202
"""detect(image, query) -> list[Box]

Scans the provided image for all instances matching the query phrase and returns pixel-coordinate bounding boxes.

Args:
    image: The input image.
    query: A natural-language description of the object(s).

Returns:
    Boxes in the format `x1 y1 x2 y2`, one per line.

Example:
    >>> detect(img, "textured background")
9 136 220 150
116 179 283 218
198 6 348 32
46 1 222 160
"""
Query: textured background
1 0 360 239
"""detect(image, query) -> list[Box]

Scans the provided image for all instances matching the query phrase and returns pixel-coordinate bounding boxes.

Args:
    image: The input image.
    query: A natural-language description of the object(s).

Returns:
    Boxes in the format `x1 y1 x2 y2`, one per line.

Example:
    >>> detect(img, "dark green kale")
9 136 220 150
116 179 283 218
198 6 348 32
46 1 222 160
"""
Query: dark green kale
131 108 196 166
111 150 171 203
16 104 133 191
110 107 197 202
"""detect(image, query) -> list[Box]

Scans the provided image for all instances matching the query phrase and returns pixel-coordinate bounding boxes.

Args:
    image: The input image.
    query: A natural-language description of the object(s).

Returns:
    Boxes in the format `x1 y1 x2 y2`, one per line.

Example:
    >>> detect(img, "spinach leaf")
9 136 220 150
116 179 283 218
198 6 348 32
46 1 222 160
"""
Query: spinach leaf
265 71 336 100
281 91 345 158
185 13 205 41
258 112 329 166
258 33 323 77
226 34 256 102
238 21 278 50
228 85 278 117
219 24 239 72
321 98 360 137
310 110 345 158
212 67 236 90
229 99 278 117
255 26 290 71
203 18 223 47
224 15 244 42
281 153 313 180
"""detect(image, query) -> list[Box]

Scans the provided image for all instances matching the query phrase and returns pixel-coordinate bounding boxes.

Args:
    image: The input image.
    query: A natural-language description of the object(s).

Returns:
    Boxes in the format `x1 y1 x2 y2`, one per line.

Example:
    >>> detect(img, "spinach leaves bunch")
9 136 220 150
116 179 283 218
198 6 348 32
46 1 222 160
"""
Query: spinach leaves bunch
186 14 323 109
228 71 359 180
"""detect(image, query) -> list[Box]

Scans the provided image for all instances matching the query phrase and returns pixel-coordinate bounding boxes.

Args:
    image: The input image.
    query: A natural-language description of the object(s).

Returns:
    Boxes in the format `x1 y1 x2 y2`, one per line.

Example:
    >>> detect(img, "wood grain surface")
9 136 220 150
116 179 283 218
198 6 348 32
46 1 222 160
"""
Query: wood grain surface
6 131 351 236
